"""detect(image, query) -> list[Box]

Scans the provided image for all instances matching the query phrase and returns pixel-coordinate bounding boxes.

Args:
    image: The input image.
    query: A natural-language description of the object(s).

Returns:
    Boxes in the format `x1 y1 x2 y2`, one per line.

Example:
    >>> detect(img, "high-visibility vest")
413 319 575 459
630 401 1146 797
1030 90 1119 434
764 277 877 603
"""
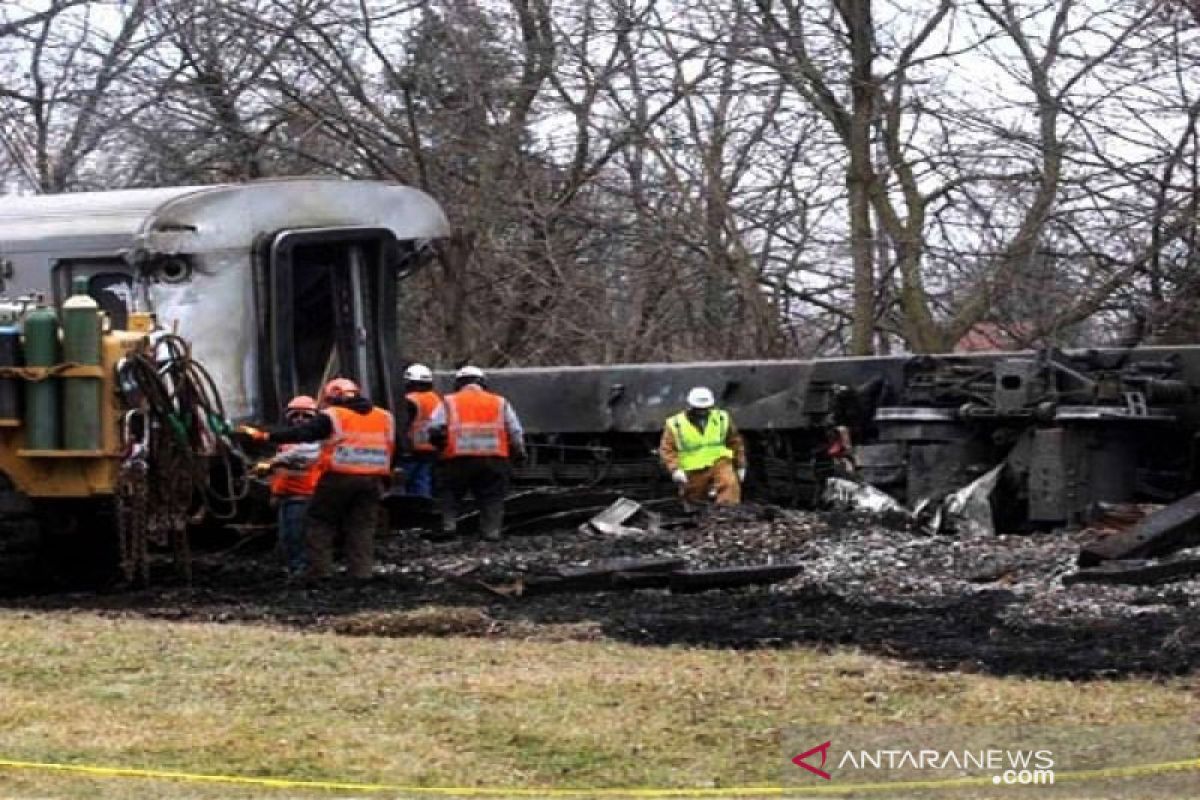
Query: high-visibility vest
270 443 323 497
668 409 733 472
442 388 509 458
321 405 395 476
406 390 442 454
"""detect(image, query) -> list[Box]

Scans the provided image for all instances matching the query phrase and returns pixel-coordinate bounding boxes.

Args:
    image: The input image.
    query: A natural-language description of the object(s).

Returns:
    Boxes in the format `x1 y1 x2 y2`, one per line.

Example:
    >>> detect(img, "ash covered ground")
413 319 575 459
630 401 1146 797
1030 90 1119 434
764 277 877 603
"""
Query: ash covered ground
8 502 1200 678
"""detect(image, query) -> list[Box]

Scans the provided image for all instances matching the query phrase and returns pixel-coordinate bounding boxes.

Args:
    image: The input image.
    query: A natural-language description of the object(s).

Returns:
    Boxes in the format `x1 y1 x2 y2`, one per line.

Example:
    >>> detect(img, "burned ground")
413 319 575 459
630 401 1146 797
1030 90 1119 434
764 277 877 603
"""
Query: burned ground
6 502 1200 680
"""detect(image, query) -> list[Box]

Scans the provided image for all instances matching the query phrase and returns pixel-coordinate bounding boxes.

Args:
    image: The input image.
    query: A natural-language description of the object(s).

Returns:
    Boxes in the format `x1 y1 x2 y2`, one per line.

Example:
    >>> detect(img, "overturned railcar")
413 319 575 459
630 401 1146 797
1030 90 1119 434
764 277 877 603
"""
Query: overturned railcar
478 347 1200 529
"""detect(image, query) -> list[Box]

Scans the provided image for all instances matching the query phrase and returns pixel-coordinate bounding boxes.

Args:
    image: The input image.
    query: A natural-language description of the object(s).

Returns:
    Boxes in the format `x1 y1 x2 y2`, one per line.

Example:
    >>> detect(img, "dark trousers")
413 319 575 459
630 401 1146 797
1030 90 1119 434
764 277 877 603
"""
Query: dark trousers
398 456 436 498
305 472 382 579
438 457 511 536
276 497 310 575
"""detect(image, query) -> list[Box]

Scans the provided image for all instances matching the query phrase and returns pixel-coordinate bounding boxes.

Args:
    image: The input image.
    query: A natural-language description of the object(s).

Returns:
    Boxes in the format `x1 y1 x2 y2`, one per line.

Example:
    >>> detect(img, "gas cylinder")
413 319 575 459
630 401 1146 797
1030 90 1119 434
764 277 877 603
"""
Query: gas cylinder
62 277 102 451
23 304 60 450
0 326 19 424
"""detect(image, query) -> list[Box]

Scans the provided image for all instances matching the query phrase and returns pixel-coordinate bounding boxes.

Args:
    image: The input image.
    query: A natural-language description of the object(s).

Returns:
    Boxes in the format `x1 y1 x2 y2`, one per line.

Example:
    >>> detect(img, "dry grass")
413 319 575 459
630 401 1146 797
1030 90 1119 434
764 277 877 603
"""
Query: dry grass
330 605 605 642
0 608 1197 799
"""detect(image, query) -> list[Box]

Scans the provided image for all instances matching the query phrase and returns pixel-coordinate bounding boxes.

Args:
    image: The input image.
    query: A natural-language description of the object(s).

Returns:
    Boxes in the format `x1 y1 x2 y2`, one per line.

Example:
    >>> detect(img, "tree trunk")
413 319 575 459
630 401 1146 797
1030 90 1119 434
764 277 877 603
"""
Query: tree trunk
840 0 876 355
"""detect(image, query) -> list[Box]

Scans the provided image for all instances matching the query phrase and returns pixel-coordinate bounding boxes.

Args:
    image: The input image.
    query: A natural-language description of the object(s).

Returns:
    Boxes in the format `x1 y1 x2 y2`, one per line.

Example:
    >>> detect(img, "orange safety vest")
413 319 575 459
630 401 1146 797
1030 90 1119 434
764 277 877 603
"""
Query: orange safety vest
270 443 323 497
442 388 509 458
321 405 396 476
406 390 442 454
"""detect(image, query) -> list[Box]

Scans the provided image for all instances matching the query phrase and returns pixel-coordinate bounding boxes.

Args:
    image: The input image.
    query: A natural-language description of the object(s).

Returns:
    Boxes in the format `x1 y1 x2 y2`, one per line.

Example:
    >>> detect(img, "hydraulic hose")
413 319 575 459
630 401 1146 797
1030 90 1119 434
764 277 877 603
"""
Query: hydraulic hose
116 333 251 521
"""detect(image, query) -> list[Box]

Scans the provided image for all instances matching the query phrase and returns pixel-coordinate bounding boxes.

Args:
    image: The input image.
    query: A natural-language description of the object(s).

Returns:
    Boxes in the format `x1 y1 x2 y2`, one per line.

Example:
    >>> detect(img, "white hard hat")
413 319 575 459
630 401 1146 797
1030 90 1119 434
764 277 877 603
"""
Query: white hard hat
686 386 715 409
404 363 433 382
456 365 485 381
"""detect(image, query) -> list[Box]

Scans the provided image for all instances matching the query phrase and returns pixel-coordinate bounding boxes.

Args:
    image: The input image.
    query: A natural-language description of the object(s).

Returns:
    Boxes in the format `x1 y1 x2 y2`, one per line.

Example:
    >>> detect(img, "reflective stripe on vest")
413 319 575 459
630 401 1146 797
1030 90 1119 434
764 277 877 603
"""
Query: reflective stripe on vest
322 405 395 476
407 390 442 454
669 409 734 472
443 388 509 458
270 443 323 497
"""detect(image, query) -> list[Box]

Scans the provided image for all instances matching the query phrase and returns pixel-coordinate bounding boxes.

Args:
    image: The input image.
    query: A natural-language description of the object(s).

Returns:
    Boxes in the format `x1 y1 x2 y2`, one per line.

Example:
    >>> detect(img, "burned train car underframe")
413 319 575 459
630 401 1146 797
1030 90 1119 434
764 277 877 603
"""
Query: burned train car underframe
468 347 1200 530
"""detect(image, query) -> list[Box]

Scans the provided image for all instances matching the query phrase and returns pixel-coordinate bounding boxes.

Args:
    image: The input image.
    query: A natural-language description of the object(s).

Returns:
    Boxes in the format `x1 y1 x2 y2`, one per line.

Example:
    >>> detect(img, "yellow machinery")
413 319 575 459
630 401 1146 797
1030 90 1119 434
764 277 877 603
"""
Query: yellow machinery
0 286 246 590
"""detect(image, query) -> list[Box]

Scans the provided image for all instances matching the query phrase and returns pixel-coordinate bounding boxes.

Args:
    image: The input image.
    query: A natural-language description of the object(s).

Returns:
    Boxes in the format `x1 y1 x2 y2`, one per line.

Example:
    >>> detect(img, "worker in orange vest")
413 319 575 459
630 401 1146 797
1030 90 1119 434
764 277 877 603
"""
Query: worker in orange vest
428 365 526 541
266 395 323 577
399 363 441 498
241 378 396 581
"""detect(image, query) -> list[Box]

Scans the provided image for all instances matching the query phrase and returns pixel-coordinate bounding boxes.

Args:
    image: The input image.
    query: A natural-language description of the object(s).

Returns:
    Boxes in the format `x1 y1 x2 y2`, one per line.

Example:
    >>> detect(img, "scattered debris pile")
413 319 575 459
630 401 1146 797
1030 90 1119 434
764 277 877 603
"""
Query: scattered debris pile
401 500 806 596
1070 490 1200 587
439 501 806 599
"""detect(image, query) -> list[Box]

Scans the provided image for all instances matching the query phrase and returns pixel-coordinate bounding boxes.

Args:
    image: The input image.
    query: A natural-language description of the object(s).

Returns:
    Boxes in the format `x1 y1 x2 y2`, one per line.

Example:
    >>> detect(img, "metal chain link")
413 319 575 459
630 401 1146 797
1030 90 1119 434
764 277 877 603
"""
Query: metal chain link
116 458 149 585
115 413 196 585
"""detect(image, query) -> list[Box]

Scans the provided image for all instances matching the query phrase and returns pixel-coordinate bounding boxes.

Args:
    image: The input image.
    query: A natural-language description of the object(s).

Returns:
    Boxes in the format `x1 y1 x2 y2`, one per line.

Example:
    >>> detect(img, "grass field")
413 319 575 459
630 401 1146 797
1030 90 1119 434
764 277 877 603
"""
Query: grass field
0 607 1197 799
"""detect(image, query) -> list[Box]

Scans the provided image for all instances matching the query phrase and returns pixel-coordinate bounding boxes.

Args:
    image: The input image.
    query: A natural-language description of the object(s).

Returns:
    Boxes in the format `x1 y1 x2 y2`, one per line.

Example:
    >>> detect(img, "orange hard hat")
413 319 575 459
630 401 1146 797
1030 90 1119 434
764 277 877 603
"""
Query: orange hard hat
286 395 318 412
323 378 360 400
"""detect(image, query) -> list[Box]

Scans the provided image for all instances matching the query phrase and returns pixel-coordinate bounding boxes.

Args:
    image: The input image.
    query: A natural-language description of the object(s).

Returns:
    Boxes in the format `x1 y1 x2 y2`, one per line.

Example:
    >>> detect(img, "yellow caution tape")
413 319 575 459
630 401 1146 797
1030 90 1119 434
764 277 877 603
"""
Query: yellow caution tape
1 756 1199 797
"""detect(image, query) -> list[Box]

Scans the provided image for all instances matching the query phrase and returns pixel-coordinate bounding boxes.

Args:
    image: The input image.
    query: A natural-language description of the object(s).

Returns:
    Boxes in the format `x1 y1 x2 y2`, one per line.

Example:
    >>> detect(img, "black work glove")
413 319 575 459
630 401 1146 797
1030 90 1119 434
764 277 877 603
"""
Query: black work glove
427 425 448 450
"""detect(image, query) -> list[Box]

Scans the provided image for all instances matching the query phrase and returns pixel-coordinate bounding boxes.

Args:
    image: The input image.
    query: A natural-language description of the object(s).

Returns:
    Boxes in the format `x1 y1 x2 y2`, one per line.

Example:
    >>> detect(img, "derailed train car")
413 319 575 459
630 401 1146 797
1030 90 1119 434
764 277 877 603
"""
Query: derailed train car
481 347 1200 529
0 179 448 583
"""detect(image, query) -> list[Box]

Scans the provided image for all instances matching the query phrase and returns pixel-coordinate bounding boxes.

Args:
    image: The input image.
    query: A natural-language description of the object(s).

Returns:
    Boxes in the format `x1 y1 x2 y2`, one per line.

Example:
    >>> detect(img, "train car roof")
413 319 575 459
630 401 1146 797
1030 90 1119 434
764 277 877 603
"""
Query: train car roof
0 177 450 254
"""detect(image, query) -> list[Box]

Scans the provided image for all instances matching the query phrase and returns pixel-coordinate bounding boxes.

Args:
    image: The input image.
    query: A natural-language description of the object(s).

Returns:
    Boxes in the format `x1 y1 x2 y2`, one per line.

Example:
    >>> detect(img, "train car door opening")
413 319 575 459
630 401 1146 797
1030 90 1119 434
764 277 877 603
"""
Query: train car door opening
257 228 401 420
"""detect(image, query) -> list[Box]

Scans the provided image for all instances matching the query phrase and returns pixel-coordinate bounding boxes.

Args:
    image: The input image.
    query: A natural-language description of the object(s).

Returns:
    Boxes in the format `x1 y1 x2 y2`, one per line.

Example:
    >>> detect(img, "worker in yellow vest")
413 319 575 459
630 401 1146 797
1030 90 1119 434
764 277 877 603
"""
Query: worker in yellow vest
658 386 747 505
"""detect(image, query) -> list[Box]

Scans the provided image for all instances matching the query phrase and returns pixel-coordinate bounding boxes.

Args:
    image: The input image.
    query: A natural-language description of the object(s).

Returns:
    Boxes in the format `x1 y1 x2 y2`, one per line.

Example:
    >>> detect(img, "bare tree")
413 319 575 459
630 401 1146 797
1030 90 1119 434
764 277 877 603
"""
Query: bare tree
0 0 158 191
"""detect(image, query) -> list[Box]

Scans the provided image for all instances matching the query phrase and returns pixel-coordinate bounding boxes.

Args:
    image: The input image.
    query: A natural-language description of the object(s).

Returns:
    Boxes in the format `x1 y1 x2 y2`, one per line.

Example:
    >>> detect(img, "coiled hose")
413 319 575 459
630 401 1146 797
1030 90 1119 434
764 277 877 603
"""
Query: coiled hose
116 333 251 521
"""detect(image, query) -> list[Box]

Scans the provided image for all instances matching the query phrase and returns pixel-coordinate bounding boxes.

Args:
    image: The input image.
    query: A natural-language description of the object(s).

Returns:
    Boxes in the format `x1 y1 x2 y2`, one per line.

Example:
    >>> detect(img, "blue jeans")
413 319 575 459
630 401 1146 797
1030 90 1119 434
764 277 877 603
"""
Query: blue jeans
277 497 310 575
400 458 435 498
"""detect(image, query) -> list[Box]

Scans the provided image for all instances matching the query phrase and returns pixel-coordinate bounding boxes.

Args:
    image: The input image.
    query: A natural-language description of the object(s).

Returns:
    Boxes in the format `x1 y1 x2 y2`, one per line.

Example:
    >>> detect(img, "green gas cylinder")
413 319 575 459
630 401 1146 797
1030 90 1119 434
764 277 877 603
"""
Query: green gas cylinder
63 277 102 451
23 304 60 450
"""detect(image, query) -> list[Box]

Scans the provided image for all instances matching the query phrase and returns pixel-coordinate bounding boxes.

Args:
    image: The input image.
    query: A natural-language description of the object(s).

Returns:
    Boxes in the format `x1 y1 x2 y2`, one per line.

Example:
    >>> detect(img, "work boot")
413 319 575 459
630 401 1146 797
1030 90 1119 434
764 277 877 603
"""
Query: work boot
480 503 504 542
439 508 459 538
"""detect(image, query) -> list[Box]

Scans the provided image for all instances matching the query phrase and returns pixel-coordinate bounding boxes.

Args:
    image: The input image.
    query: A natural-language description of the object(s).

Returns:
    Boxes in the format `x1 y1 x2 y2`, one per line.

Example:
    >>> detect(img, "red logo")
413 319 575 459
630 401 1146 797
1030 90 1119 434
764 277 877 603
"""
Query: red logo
792 740 833 780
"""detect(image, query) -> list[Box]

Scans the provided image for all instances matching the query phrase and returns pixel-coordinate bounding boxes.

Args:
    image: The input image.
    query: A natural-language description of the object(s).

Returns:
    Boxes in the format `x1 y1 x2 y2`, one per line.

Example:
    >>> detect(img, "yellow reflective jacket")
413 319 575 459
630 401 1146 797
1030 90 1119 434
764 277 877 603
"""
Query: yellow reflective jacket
665 410 735 472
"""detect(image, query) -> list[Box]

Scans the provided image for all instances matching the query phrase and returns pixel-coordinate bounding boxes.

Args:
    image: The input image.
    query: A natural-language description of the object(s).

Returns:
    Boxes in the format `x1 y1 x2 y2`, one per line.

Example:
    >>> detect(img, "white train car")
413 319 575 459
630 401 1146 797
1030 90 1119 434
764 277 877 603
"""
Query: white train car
0 178 449 419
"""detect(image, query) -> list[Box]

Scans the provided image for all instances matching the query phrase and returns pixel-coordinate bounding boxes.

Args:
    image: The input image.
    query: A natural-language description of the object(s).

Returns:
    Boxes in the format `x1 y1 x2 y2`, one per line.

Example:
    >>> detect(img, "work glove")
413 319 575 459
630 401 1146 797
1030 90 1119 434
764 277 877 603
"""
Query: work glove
737 466 747 483
427 424 448 450
671 469 688 485
236 425 269 443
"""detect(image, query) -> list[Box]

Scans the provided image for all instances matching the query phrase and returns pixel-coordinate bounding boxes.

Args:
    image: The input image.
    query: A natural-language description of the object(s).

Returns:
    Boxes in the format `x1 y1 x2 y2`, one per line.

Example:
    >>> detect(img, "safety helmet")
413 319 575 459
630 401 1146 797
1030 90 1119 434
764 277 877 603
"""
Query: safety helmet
404 363 434 383
323 378 360 400
455 365 485 381
286 395 318 412
686 386 716 409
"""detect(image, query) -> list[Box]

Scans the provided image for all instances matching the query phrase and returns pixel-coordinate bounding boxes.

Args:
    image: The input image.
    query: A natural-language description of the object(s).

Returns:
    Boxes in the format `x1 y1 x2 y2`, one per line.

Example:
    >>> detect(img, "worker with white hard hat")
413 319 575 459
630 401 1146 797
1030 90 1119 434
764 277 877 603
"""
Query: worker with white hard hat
427 365 527 540
399 362 441 498
658 385 747 505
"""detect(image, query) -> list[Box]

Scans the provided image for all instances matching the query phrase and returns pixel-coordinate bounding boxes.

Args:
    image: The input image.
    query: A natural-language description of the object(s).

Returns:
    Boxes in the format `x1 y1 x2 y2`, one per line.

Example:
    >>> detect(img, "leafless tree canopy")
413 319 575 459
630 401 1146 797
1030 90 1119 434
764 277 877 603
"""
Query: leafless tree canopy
2 0 1199 363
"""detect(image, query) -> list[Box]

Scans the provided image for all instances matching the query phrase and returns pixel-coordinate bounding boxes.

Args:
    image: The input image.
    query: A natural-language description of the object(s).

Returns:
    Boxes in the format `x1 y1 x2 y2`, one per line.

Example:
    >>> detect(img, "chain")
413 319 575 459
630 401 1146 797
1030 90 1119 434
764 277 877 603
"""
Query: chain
115 411 196 585
116 457 149 585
